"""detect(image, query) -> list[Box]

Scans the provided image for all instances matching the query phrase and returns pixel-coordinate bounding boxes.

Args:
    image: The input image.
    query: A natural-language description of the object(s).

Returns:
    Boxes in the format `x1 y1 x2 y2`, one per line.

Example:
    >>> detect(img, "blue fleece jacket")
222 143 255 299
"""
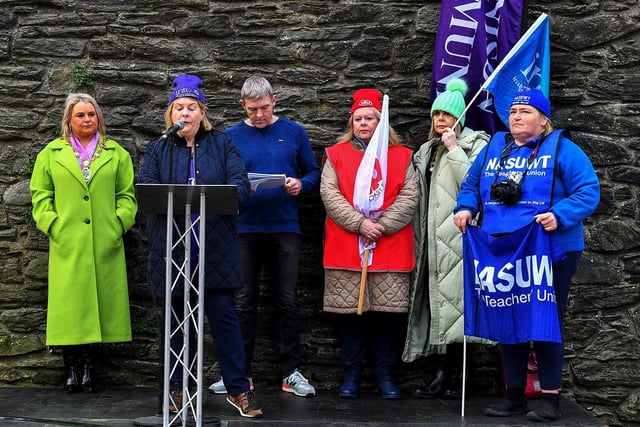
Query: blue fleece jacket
454 131 600 252
225 117 320 233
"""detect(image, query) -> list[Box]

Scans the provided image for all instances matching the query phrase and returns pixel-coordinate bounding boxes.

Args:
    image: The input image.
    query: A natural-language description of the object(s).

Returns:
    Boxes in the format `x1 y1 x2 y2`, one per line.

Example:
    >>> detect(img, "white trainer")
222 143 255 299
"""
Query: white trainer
208 377 253 394
282 369 316 397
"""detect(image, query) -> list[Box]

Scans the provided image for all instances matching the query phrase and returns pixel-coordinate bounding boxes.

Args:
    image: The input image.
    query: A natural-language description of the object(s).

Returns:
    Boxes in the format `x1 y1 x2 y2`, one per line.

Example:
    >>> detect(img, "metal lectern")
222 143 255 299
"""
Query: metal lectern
136 183 238 427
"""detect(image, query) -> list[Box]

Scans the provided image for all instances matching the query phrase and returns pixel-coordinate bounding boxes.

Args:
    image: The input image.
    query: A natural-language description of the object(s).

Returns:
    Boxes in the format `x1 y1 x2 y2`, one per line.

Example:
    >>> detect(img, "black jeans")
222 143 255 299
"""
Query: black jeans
235 233 301 378
339 312 405 383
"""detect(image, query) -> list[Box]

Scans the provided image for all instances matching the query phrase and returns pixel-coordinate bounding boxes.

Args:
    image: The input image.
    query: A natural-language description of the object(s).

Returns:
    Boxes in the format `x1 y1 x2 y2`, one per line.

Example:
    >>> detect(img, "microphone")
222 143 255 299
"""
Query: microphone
160 120 185 140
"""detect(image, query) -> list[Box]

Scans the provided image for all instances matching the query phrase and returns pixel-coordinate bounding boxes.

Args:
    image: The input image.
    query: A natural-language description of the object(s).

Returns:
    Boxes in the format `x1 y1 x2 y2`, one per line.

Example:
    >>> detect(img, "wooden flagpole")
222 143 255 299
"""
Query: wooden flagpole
357 248 370 315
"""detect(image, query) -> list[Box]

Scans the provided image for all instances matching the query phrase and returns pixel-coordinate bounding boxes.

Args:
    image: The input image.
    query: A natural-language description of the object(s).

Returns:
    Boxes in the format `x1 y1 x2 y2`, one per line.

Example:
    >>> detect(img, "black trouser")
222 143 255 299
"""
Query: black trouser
339 312 405 383
501 251 581 391
61 344 94 367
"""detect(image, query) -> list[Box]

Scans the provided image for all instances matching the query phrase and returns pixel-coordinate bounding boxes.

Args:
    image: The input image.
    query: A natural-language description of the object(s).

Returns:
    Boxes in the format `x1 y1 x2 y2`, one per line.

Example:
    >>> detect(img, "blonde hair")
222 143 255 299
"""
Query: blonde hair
164 99 212 132
541 118 554 138
335 108 402 146
427 120 462 140
61 93 106 140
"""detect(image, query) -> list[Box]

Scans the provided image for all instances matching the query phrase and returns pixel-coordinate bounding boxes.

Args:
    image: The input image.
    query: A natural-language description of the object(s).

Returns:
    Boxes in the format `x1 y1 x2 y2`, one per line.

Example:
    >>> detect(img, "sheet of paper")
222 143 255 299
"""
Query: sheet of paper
248 172 286 191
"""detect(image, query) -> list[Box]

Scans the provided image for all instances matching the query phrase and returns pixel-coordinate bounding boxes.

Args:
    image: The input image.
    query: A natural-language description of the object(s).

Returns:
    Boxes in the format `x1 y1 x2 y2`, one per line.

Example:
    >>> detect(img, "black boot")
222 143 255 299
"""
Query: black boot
64 366 81 393
62 346 82 393
81 364 94 392
527 392 561 421
80 345 95 392
485 386 528 417
442 343 467 400
376 370 401 400
443 364 463 399
414 368 447 398
443 374 463 399
338 368 362 399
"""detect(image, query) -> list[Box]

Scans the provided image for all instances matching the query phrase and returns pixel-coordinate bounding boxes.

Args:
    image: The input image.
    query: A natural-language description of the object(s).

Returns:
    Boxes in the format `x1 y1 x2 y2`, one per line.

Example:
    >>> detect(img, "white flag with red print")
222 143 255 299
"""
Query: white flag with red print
353 94 389 266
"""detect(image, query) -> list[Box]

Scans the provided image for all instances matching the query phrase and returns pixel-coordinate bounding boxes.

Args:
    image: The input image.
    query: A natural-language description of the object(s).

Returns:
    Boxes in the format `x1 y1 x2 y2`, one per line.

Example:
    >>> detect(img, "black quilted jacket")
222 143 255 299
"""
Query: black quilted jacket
138 128 250 300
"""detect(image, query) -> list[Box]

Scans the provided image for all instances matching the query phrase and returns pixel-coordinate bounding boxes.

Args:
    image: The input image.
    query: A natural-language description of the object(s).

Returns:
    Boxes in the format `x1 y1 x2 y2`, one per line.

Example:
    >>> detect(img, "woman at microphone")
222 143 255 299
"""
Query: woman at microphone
138 74 262 418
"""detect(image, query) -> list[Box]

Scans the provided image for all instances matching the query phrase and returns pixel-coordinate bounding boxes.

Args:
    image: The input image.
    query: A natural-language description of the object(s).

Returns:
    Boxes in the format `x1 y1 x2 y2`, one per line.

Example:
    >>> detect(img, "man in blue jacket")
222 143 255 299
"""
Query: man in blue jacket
209 76 320 397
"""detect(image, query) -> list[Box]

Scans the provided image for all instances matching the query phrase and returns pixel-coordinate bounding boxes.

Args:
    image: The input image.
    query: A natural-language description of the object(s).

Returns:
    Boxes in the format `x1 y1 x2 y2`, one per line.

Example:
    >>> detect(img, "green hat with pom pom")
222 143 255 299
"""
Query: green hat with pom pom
431 78 469 127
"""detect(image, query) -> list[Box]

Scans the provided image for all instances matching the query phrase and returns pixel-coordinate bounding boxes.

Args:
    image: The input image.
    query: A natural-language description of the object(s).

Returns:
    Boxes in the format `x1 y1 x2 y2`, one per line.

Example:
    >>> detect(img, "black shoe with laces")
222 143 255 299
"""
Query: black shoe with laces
484 397 529 417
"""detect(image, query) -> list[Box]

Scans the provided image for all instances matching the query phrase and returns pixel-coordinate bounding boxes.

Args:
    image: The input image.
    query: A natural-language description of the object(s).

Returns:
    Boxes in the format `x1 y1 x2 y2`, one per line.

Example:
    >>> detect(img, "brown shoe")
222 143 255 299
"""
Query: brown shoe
169 389 182 413
226 390 263 418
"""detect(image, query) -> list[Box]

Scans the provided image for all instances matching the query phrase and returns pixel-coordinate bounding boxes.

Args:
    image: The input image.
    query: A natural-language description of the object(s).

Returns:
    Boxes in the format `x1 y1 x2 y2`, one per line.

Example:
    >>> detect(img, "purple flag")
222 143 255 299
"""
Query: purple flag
431 0 523 134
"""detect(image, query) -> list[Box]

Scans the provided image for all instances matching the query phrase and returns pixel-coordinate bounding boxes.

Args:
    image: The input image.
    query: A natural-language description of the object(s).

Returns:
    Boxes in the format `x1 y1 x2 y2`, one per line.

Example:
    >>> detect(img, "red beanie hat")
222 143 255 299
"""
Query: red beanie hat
350 88 382 115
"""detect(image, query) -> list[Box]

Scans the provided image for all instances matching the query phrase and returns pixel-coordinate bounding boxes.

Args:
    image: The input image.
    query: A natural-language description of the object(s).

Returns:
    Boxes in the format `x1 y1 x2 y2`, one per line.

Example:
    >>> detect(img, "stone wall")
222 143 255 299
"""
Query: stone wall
0 1 638 426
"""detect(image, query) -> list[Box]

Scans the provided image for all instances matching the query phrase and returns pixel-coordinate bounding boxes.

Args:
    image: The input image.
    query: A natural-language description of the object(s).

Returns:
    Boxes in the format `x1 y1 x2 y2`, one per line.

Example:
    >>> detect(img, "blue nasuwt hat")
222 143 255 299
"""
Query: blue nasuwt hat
168 74 206 105
511 88 550 118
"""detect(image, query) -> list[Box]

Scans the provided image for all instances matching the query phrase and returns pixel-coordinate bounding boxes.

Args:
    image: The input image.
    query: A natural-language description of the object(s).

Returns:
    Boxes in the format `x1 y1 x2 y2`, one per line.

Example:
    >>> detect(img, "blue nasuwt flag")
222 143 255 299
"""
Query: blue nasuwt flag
483 13 551 127
430 0 523 135
462 222 565 344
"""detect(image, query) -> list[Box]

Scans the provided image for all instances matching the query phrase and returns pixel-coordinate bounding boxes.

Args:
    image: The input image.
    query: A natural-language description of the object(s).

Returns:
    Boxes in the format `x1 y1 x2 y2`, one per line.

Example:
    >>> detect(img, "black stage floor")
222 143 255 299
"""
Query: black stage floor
0 386 606 426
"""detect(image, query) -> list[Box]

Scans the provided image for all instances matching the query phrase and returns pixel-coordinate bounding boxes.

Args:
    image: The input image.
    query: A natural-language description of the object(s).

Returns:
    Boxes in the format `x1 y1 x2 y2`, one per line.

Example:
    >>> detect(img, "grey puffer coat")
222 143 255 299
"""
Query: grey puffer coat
403 128 489 362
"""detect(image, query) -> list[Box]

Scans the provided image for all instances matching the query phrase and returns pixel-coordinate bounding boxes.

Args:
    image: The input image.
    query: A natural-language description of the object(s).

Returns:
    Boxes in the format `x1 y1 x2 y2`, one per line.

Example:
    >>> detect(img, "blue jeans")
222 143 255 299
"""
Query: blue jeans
170 290 250 395
235 233 301 378
501 251 581 391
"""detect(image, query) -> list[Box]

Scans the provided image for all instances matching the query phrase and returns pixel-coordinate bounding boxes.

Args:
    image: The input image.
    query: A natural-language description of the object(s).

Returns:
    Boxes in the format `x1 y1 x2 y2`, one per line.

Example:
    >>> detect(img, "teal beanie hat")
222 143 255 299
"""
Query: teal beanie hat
431 78 469 127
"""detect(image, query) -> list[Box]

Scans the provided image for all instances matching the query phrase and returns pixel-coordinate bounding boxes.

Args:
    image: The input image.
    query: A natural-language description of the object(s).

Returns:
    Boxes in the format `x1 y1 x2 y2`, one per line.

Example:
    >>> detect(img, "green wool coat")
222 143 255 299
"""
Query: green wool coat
30 136 137 346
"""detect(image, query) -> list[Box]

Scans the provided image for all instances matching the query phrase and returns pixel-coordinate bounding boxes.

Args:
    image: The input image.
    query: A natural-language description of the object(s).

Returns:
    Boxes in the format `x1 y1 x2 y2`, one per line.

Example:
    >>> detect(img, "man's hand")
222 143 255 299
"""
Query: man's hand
284 177 301 196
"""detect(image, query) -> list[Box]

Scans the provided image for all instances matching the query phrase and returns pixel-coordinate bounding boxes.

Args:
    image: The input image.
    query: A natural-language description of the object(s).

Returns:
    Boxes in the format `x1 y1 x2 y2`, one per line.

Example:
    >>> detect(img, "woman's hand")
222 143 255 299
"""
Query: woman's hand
534 212 558 232
359 218 385 241
453 210 472 233
441 128 458 151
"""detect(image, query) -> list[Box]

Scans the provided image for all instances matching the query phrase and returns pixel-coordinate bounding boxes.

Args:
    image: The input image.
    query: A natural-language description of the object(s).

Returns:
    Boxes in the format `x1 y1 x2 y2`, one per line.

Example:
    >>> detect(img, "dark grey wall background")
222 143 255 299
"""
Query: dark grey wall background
0 1 638 426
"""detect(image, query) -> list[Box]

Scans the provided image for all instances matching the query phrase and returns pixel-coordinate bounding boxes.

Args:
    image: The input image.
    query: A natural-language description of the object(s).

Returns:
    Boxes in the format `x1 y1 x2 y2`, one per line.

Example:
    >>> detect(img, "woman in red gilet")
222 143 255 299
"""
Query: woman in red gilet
320 88 418 399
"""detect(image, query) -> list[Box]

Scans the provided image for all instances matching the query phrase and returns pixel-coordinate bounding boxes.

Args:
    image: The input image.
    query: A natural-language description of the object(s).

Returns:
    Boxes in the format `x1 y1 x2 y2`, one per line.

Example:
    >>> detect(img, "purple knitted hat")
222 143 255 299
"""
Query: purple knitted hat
168 74 206 105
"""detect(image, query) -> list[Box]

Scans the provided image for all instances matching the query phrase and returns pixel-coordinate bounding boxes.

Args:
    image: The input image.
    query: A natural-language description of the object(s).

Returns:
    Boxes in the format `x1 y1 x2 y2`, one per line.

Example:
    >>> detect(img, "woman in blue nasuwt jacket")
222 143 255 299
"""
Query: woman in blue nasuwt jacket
453 88 599 423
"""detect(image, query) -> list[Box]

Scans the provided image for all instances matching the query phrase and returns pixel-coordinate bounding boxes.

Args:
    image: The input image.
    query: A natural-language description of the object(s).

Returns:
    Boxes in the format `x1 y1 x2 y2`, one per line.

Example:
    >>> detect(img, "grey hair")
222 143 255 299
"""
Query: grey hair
240 76 274 100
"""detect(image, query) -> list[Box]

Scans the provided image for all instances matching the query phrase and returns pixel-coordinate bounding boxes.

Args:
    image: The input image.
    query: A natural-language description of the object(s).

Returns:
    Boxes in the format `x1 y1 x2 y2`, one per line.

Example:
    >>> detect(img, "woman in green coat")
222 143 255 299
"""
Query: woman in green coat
403 79 489 398
30 93 137 393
